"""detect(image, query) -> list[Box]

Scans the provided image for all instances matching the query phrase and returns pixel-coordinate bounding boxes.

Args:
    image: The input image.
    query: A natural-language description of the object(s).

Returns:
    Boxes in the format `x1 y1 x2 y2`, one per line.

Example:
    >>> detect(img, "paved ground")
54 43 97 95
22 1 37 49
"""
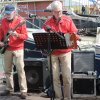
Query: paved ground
0 78 100 100
0 79 49 100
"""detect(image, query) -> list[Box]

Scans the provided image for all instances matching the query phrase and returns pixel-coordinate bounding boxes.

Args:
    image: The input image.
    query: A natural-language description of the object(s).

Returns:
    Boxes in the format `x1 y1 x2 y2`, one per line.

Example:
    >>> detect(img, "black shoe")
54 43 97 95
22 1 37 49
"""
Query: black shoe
0 90 12 96
20 92 27 99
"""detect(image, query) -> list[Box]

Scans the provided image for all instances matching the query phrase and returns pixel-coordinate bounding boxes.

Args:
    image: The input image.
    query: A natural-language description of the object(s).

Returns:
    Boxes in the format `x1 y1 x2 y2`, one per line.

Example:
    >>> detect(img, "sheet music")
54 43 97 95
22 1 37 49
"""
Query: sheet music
64 34 71 47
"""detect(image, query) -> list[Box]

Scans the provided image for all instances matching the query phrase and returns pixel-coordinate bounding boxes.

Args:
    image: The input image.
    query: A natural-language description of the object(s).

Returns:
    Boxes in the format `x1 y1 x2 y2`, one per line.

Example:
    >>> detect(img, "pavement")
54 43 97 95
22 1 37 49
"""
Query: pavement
0 78 100 100
0 78 50 100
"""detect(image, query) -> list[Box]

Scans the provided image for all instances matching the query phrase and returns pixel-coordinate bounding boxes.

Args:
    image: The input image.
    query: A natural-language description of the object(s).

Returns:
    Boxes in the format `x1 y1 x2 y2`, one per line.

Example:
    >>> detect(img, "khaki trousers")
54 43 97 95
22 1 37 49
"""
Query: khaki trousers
4 50 27 93
51 52 71 100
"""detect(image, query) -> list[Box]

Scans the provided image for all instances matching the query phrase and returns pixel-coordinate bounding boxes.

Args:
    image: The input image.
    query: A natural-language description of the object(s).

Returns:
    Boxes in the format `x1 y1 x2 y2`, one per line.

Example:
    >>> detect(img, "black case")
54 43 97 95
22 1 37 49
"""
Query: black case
72 73 96 98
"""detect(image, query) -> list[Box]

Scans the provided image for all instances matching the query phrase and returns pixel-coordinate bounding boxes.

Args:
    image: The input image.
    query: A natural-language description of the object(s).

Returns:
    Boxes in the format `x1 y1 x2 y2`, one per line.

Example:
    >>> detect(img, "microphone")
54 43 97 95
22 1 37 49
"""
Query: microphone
46 25 51 32
29 13 37 18
45 25 64 39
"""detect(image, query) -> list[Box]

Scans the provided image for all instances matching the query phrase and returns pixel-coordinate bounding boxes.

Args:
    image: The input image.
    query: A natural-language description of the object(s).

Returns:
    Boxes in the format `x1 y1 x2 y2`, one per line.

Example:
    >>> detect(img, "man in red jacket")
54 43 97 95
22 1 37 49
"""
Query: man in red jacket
42 1 80 100
0 4 28 99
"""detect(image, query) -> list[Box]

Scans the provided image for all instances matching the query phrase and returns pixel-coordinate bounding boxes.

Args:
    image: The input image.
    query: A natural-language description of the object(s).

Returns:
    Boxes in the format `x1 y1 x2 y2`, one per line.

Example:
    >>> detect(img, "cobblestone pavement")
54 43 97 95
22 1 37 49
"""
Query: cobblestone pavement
0 79 100 100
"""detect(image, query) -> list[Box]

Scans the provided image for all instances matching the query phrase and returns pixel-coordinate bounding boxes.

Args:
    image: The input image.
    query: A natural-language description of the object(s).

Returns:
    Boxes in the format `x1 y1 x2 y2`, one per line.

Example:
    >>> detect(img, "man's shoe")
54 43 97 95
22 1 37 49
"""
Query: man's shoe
0 90 12 96
20 92 27 99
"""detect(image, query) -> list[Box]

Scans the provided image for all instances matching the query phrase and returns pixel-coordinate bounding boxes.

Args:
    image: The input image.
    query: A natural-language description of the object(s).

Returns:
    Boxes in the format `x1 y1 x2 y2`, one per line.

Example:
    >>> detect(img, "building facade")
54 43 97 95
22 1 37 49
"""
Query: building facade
0 0 63 28
0 0 63 18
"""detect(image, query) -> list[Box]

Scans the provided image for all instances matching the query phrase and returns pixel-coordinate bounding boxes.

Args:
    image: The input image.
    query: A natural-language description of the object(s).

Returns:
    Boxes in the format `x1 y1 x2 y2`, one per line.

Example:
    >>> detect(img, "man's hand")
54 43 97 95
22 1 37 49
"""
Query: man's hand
0 42 4 47
11 31 19 38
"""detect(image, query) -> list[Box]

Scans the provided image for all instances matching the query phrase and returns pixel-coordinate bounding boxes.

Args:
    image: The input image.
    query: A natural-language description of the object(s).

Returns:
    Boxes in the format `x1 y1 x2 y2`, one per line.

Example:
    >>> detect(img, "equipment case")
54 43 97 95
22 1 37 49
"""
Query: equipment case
71 72 96 98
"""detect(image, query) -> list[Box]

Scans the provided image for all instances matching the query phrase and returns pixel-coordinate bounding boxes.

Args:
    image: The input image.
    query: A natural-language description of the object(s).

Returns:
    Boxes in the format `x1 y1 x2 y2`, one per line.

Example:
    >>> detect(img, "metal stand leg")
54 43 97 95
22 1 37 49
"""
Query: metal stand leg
59 59 64 100
49 55 55 100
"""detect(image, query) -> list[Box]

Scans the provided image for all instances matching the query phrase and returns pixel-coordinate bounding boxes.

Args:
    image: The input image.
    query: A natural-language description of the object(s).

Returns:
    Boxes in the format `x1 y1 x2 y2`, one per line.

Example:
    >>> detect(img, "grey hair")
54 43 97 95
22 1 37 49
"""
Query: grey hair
50 1 62 11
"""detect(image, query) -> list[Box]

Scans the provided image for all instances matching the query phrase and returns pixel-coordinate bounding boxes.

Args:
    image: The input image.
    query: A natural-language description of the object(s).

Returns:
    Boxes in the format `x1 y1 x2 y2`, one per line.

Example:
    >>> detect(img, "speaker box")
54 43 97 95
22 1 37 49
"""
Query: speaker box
72 73 96 97
96 78 100 96
72 51 95 73
14 58 50 92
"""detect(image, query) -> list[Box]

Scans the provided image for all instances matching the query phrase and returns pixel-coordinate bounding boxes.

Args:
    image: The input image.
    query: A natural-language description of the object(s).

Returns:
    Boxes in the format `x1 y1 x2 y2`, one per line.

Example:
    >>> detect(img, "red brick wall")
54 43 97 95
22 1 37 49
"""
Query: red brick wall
35 2 52 16
17 1 52 18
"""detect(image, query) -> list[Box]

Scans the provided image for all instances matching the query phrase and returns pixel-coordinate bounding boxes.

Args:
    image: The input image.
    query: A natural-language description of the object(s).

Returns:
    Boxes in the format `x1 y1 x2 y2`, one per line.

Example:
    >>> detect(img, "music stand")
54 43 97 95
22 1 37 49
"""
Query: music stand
32 32 67 50
32 32 67 100
32 32 77 100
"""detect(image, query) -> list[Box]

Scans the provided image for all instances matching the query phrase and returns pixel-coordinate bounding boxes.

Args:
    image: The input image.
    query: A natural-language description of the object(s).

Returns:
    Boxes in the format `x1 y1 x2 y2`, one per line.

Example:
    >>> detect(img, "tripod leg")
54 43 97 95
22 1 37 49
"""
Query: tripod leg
49 55 55 100
58 58 64 100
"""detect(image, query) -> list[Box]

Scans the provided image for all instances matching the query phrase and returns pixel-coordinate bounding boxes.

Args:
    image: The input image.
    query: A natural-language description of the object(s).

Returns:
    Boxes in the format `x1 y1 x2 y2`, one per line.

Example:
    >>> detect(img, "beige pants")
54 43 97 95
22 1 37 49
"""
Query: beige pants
4 50 27 93
51 52 71 100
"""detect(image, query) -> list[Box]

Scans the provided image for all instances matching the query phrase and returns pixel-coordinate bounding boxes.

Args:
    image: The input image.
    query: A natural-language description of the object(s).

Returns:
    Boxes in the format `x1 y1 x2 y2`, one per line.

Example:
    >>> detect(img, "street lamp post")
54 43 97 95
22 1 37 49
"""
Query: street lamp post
69 0 70 9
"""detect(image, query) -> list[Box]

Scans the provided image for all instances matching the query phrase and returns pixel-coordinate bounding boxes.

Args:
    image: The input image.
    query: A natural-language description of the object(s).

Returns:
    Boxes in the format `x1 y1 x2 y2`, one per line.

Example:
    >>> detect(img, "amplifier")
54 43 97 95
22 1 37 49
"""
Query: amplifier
71 73 96 98
72 51 95 72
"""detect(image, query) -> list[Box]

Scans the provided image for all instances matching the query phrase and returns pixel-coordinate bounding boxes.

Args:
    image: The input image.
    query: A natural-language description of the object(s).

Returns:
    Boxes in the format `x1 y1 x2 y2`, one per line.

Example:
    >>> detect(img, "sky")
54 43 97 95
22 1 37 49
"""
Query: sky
63 0 98 6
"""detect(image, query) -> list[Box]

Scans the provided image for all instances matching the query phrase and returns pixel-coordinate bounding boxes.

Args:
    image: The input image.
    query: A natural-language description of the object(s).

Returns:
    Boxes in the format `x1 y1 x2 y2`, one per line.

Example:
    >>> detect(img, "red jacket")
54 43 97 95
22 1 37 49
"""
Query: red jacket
42 15 80 55
0 16 28 51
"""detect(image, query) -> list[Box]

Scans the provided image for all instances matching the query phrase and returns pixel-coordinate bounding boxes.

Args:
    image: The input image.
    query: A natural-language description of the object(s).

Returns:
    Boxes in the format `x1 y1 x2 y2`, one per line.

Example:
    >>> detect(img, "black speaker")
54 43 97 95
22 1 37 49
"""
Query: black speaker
14 58 50 92
72 73 96 97
96 78 100 95
72 51 95 73
73 78 95 94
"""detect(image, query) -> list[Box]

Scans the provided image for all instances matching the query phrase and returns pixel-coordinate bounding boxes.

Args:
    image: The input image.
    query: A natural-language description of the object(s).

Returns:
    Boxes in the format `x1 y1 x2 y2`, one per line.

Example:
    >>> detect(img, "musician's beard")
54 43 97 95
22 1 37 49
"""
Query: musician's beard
6 16 15 21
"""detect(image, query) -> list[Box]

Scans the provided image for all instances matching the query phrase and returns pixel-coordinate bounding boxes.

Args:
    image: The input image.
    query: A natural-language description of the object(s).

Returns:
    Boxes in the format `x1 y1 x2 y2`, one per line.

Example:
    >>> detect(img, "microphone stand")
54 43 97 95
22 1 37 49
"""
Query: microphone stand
58 59 64 100
46 25 65 100
17 11 41 29
46 26 64 40
47 28 55 100
46 28 65 100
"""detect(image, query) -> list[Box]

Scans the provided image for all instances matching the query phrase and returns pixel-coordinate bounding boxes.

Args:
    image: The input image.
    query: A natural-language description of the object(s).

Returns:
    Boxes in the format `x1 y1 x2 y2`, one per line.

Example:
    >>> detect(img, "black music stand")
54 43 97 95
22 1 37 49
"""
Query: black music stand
32 32 67 100
32 32 67 50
